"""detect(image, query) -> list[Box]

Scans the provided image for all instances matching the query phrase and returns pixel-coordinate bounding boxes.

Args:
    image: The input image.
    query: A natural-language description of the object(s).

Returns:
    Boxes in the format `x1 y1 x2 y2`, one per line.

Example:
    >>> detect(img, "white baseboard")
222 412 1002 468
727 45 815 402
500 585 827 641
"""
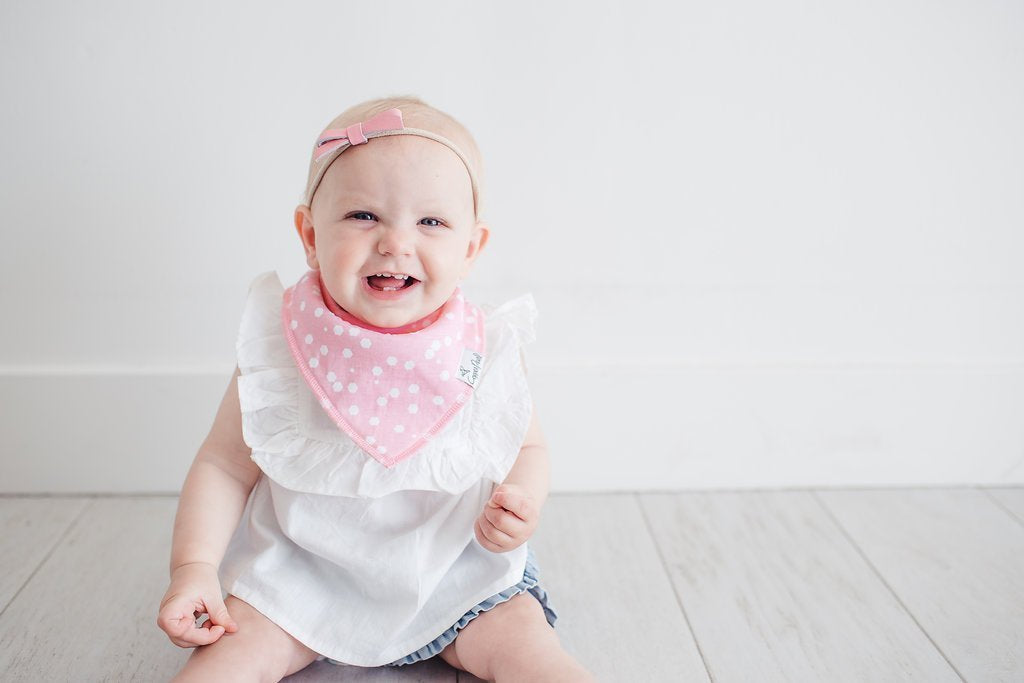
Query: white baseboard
530 361 1024 491
2 363 1022 493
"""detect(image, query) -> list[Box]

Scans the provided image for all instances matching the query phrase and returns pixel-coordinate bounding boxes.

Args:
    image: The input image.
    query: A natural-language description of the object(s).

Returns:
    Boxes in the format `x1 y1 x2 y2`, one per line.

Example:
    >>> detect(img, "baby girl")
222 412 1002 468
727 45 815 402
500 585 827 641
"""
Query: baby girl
156 95 595 682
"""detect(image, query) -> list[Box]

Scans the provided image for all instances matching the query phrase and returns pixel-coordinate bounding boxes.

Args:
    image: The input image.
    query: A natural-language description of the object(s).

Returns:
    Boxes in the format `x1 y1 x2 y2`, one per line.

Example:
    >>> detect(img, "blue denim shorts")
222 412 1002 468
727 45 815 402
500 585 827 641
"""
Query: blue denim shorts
322 545 558 668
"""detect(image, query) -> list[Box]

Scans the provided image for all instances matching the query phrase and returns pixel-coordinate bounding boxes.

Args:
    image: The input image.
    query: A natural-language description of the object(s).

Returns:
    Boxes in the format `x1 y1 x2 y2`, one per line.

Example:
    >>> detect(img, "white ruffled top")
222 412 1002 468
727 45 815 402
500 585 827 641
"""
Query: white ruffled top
218 271 538 666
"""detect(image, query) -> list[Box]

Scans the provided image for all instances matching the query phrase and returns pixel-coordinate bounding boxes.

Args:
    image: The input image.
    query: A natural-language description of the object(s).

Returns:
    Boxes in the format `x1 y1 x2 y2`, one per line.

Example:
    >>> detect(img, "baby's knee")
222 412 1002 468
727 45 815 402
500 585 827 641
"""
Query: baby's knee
171 596 318 683
453 592 558 678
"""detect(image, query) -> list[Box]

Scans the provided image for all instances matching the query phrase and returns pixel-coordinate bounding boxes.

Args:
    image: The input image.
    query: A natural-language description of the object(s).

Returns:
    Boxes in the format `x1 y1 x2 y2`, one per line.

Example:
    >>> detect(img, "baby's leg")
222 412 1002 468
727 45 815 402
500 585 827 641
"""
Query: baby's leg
171 595 320 683
444 591 595 682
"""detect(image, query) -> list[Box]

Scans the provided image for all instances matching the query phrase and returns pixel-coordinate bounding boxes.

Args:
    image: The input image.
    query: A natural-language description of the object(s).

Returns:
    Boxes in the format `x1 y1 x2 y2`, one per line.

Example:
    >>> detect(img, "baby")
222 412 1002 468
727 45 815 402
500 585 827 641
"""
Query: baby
156 96 595 682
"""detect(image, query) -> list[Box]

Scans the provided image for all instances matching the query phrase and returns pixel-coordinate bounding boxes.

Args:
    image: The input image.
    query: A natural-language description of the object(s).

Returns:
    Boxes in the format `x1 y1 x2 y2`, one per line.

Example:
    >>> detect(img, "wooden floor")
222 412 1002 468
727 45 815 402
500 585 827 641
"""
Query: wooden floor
0 488 1022 682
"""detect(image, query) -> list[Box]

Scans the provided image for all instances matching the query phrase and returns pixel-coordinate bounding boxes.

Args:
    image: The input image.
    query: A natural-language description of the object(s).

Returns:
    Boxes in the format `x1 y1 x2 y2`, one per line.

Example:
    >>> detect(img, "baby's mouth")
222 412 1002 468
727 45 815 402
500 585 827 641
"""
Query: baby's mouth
366 272 419 292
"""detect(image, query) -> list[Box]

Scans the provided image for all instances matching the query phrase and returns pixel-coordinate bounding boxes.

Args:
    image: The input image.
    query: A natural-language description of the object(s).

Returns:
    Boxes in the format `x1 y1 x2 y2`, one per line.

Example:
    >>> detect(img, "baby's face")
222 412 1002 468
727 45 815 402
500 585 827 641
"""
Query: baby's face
296 135 488 329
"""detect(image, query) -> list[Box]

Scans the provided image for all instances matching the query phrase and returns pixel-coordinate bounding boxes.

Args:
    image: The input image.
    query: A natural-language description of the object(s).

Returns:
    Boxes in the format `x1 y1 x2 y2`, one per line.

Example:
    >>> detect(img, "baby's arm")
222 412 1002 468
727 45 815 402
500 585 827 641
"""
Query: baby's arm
499 407 550 508
475 405 550 553
157 365 262 647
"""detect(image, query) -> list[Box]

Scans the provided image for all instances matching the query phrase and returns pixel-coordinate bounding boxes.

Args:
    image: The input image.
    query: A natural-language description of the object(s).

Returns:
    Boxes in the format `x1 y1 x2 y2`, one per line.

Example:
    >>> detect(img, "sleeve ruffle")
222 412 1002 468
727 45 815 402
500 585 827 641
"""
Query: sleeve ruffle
235 271 536 499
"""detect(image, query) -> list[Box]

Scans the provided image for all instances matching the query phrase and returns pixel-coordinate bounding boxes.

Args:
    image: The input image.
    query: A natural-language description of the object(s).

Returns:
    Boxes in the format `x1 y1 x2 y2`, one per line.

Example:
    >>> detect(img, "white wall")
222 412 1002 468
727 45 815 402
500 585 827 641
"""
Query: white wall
2 0 1022 493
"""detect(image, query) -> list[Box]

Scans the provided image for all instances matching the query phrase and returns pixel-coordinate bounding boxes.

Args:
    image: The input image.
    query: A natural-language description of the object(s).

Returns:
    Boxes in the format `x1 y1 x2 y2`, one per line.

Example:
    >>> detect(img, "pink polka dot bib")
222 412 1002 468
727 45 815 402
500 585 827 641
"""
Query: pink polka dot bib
281 270 486 469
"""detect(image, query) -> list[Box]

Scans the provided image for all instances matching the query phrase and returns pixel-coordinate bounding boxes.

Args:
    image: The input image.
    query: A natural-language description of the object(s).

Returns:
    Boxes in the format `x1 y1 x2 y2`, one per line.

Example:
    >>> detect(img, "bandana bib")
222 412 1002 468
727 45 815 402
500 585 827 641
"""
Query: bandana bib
281 270 486 468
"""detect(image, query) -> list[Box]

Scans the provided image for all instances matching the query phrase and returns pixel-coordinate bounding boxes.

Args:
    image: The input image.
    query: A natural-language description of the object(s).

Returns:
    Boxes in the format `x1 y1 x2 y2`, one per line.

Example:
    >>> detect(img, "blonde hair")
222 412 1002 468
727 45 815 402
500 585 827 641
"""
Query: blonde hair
303 95 486 220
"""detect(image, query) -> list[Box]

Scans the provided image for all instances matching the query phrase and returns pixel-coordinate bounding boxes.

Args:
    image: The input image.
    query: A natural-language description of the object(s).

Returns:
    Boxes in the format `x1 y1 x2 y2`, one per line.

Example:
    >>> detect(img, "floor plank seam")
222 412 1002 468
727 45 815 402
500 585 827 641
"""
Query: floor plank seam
633 492 715 683
978 488 1024 529
0 499 93 619
809 491 968 683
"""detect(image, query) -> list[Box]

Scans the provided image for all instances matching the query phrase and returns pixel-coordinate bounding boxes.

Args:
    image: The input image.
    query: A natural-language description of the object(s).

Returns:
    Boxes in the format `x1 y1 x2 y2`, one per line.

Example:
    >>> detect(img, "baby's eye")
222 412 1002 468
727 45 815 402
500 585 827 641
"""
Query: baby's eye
348 211 376 221
420 217 446 228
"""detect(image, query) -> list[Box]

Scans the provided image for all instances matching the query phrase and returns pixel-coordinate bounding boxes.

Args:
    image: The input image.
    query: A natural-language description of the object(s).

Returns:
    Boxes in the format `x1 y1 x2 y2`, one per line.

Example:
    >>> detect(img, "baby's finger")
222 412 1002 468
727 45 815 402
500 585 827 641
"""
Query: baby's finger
493 491 532 521
157 601 199 639
484 504 526 535
177 622 226 647
159 612 219 648
479 514 513 545
475 518 511 553
474 518 494 551
204 597 239 633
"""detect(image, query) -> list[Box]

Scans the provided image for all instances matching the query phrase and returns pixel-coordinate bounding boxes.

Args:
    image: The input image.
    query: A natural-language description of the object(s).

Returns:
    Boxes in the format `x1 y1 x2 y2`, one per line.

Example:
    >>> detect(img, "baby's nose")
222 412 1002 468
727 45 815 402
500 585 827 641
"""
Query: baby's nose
377 226 414 256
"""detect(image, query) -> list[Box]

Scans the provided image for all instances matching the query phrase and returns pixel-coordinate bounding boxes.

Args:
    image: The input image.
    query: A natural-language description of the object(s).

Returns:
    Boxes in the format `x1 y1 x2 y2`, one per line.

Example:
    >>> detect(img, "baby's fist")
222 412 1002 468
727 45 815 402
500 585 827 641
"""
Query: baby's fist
474 484 539 553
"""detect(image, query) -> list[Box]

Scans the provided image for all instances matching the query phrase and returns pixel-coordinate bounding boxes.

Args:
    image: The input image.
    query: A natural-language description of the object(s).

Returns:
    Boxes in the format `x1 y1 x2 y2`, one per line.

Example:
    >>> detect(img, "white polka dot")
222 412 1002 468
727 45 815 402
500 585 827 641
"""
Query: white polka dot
394 425 405 433
425 349 435 359
445 313 455 320
327 371 337 382
304 334 313 345
347 405 359 416
342 348 353 358
367 436 376 445
299 301 306 311
440 370 450 381
369 416 380 426
314 307 324 317
431 340 441 350
309 357 319 368
348 382 358 393
408 404 418 414
386 356 398 366
432 396 444 405
388 388 399 398
348 327 360 336
404 360 415 370
320 345 328 356
444 336 452 346
377 396 388 406
360 338 372 349
320 398 331 410
378 446 387 454
372 366 383 376
408 384 420 394
334 325 344 335
290 320 298 329
332 381 343 392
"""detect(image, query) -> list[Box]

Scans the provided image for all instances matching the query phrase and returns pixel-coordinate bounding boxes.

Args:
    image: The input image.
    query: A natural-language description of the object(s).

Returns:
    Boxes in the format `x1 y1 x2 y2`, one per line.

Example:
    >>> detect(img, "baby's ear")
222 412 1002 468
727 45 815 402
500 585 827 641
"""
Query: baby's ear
466 221 490 261
294 205 318 270
459 221 489 280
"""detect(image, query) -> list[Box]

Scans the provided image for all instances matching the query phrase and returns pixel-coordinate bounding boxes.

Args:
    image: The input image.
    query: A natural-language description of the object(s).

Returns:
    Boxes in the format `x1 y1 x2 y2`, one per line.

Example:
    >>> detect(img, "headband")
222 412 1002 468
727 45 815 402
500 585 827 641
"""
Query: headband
303 107 480 217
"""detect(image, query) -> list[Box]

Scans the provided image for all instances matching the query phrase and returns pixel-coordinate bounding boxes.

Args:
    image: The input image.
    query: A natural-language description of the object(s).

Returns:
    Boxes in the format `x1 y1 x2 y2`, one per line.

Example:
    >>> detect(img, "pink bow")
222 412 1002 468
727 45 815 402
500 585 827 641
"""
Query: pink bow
314 108 405 161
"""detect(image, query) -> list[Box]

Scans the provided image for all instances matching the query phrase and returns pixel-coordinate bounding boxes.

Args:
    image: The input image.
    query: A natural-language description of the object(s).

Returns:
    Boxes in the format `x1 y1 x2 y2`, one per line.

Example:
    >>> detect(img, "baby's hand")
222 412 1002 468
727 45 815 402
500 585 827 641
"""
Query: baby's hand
156 561 239 648
474 484 540 553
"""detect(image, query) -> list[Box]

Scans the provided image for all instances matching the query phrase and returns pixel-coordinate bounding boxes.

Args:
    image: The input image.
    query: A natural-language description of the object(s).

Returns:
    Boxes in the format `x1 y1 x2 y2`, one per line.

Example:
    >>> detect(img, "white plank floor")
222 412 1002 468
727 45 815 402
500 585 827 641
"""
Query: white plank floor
0 488 1021 682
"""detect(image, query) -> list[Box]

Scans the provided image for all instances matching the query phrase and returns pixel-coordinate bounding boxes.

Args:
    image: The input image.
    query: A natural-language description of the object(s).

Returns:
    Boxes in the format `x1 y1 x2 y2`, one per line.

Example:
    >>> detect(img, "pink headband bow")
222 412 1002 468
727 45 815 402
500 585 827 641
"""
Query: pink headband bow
305 107 479 216
314 109 404 161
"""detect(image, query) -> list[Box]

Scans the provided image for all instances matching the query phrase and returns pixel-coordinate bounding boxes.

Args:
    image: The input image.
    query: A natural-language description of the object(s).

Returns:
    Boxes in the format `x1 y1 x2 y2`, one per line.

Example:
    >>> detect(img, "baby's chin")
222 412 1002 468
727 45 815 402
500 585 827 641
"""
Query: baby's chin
363 312 419 329
352 303 440 332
